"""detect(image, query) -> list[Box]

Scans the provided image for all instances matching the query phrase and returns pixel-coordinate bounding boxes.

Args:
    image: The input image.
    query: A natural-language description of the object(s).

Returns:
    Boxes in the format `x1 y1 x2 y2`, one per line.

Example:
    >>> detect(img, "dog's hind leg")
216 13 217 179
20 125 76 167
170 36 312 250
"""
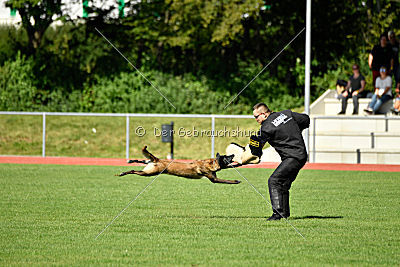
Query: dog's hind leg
205 172 241 184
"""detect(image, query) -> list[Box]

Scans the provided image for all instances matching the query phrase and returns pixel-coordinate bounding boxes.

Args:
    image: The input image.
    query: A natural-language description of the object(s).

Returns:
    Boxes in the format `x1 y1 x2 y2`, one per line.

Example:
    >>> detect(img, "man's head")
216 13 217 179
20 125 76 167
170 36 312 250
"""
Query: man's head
379 66 387 78
253 103 271 125
388 31 396 43
380 33 388 47
352 64 360 74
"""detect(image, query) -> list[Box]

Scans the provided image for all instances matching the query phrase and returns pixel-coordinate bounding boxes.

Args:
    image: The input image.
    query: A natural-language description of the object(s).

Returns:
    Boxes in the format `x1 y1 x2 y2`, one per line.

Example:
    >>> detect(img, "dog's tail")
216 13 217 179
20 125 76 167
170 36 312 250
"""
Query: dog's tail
142 146 160 162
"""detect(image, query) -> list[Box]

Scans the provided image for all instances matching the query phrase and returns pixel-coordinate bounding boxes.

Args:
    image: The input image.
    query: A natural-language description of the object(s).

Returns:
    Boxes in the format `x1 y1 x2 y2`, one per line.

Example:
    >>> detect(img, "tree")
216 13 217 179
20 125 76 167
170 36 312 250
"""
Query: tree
5 0 63 54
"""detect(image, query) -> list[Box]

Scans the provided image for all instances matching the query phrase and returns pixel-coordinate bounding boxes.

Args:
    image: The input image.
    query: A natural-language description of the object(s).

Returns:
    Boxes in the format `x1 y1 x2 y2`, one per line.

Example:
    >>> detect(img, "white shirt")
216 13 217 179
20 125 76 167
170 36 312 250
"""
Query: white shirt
375 76 392 96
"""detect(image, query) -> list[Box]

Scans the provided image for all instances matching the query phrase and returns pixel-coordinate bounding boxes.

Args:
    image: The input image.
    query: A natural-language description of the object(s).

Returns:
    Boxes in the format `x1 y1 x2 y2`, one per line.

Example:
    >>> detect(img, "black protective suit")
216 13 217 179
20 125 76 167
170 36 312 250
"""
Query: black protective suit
254 110 310 218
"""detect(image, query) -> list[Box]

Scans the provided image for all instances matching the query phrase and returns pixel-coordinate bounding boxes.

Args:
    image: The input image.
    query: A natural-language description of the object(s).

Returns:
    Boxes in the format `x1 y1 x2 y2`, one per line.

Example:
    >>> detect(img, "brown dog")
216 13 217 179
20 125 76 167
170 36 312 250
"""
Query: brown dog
117 146 241 184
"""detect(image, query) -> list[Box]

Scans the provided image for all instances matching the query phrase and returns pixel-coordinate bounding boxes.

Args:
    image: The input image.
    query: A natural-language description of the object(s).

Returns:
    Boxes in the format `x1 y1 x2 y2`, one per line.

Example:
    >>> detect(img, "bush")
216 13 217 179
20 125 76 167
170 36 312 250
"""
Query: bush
86 71 245 114
0 53 40 111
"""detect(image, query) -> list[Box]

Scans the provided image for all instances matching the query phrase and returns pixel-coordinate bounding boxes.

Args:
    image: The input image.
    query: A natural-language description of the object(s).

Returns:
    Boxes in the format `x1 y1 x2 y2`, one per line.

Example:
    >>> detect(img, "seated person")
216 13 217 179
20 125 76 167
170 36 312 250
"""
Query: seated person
364 66 392 115
338 64 366 115
391 83 400 115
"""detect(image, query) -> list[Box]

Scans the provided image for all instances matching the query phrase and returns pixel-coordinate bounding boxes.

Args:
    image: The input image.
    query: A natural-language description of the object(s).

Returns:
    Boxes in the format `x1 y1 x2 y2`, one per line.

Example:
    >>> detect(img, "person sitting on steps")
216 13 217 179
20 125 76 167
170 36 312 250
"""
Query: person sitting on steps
338 64 366 115
364 66 392 115
391 82 400 115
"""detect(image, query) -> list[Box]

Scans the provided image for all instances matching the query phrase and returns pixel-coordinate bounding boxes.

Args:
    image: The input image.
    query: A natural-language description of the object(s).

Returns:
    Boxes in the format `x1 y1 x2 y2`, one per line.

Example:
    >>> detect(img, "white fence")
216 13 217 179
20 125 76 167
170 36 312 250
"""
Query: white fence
0 111 253 159
3 111 400 162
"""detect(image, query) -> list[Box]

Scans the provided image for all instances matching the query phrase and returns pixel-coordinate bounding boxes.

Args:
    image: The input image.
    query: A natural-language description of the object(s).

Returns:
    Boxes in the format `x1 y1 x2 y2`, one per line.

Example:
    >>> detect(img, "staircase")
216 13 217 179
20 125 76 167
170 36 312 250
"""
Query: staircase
261 89 400 164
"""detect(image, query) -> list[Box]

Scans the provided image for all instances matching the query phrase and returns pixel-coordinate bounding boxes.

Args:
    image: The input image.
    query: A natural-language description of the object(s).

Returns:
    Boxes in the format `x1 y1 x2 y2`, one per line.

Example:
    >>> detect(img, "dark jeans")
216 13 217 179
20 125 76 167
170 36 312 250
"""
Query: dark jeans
268 157 306 193
368 94 392 113
338 94 358 114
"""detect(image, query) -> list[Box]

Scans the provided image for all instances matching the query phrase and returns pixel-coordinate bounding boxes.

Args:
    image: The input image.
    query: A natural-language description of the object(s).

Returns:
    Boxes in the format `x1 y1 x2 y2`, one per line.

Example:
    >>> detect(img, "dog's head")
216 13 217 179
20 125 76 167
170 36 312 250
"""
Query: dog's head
216 153 234 169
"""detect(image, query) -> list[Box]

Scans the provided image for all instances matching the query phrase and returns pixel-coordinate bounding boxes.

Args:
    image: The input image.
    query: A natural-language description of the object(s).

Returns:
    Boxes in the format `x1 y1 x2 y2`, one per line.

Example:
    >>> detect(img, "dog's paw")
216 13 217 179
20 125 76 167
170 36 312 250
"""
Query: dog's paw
116 172 127 177
234 180 241 184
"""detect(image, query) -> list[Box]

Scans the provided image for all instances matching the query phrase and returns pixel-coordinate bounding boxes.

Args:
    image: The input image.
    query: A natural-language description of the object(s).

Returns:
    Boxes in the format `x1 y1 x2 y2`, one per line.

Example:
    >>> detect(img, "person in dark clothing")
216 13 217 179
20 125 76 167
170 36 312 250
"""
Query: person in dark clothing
251 103 310 221
388 31 400 85
338 64 366 115
369 34 394 89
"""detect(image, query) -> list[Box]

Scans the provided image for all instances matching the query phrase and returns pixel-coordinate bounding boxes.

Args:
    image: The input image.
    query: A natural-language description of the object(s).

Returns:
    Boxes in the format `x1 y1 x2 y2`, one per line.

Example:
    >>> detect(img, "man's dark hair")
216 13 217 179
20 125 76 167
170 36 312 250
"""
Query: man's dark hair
253 103 271 113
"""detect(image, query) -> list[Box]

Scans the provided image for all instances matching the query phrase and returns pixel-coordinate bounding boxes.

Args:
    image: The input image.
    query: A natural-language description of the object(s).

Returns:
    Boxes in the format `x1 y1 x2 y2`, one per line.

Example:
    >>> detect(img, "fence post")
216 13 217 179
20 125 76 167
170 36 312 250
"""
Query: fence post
42 112 46 157
313 117 316 163
385 115 388 132
211 115 215 158
370 132 375 148
356 149 361 164
126 115 130 160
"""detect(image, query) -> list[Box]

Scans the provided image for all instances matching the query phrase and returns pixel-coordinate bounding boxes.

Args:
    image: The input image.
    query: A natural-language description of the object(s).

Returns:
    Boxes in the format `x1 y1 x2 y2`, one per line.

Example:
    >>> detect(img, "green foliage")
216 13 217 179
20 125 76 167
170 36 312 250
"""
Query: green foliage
312 53 373 100
0 26 28 65
87 71 246 114
1 0 400 113
0 53 39 110
364 3 397 48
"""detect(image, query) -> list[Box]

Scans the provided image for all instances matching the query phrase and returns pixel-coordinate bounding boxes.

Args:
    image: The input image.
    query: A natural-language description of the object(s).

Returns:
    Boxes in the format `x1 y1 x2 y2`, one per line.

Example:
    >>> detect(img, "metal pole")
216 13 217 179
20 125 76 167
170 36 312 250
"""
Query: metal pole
370 132 375 148
313 117 316 163
304 0 311 158
385 115 388 132
126 115 129 160
42 113 46 157
170 121 174 159
356 149 361 164
211 115 215 158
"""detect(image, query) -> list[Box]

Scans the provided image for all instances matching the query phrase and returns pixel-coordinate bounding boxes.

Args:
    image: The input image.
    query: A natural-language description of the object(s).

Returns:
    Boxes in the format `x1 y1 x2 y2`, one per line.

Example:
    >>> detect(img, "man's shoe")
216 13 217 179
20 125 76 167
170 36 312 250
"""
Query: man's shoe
352 111 358 115
267 213 282 221
337 111 345 115
364 108 373 115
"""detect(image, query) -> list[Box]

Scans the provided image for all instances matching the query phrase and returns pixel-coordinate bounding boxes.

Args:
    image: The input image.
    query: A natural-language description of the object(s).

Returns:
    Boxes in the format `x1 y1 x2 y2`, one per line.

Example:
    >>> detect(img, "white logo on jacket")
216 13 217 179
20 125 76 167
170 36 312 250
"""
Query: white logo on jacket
271 113 292 127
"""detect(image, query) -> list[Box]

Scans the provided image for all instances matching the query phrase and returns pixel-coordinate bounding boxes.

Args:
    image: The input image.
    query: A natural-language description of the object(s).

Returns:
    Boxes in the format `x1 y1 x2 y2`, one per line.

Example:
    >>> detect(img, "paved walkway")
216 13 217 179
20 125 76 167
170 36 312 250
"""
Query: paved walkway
1 156 400 172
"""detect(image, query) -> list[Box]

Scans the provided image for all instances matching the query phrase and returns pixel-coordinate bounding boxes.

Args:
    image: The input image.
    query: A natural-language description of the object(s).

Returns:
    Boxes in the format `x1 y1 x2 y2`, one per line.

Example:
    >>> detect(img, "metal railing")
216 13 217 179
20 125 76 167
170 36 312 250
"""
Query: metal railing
3 112 400 163
0 111 253 159
311 115 400 163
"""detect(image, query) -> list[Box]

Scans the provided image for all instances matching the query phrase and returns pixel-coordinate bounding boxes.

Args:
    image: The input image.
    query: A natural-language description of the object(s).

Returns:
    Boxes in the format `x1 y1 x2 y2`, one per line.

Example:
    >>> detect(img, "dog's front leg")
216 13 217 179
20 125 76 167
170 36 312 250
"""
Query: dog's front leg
116 170 155 177
205 172 241 184
116 170 136 177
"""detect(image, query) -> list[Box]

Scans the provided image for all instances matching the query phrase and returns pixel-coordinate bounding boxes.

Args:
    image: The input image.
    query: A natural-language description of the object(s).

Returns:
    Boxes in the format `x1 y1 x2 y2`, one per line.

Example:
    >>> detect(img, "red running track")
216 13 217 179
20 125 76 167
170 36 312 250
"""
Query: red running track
1 156 400 172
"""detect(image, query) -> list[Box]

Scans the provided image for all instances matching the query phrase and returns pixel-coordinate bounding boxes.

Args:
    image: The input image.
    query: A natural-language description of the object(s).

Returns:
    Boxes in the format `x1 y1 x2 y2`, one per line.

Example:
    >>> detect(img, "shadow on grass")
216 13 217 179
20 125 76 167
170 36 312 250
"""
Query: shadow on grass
157 215 343 220
290 215 344 220
164 215 266 219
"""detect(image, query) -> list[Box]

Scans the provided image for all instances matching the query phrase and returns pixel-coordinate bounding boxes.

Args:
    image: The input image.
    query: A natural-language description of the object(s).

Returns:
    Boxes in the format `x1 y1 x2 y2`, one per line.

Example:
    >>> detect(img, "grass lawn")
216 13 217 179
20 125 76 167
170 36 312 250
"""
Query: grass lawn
0 164 399 265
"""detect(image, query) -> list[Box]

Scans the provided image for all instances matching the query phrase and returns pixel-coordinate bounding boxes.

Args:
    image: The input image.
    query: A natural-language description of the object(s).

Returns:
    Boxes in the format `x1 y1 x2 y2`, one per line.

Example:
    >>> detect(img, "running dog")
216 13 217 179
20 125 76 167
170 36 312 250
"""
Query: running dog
117 146 241 184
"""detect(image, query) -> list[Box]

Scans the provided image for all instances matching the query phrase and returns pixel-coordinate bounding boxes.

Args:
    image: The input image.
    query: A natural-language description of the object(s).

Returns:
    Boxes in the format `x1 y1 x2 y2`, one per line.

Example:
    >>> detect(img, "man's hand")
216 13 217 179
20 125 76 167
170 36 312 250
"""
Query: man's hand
352 91 358 96
342 91 349 97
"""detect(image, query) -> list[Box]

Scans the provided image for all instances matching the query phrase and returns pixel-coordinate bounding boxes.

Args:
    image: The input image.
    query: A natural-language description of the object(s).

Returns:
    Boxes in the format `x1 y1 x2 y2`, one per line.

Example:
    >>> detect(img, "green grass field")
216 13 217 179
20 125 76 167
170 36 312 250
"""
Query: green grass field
0 164 399 265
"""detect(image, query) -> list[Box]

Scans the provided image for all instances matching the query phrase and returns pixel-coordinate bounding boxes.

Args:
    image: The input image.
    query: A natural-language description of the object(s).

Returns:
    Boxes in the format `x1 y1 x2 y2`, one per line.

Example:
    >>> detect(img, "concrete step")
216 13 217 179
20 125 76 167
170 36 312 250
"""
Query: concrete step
357 148 400 164
309 116 400 133
262 146 400 164
324 98 393 115
310 131 400 150
310 148 400 164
